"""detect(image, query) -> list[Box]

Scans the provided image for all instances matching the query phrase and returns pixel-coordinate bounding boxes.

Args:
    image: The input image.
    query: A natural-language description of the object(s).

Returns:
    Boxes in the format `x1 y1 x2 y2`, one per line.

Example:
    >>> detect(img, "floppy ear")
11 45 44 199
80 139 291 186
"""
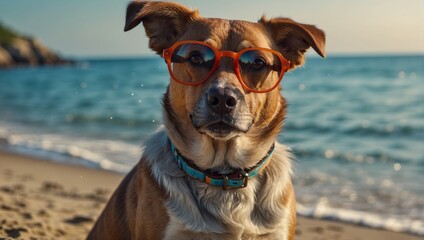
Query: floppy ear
259 17 326 70
124 1 200 54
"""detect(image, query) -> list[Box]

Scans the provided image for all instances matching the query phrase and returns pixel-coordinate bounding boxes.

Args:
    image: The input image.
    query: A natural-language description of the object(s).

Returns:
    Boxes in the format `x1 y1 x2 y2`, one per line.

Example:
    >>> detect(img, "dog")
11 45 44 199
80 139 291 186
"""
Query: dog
88 1 325 239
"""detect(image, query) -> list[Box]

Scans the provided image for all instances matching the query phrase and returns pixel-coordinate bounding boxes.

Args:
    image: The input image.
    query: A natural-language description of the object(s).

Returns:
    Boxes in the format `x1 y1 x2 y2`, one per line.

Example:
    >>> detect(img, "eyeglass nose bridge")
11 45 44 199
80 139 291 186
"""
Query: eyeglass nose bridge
214 51 241 73
212 51 242 80
217 51 238 59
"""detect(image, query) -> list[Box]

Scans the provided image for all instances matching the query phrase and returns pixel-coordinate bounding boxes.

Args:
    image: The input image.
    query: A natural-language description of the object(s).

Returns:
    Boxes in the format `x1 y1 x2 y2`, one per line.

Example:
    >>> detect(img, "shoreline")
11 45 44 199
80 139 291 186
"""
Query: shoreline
0 150 422 240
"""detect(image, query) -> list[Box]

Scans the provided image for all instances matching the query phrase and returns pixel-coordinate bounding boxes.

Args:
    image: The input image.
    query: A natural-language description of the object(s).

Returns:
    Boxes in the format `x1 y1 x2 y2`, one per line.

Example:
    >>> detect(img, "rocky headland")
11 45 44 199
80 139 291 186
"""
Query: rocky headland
0 22 72 68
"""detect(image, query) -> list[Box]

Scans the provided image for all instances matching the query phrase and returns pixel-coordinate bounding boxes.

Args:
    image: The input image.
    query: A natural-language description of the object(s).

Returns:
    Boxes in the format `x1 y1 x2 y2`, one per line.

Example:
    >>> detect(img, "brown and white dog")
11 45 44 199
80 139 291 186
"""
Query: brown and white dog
88 1 325 239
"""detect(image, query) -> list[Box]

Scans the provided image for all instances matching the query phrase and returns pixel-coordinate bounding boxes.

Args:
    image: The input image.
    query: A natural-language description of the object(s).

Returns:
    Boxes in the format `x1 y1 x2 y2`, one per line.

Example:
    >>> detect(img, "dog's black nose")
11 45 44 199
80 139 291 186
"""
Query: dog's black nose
207 86 239 114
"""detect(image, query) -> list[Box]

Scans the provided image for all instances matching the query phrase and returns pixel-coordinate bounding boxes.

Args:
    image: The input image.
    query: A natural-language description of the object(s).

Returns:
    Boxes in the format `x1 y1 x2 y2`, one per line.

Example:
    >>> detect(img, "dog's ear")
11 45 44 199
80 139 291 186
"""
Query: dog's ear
124 1 199 54
259 17 325 70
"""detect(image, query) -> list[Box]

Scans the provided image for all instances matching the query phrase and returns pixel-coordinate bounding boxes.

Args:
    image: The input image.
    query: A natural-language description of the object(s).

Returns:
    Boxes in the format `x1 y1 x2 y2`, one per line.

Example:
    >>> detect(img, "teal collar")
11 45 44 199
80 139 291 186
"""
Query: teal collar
170 140 275 190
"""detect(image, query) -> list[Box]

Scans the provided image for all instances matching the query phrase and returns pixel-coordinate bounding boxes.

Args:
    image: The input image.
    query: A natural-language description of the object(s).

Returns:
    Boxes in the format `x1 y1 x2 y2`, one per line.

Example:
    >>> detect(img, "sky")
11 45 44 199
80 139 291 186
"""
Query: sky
0 0 423 58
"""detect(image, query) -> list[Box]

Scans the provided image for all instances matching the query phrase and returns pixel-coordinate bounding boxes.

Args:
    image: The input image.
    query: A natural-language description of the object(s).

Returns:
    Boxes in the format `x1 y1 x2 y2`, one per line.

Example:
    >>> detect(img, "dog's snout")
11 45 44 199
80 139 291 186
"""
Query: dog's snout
207 86 240 114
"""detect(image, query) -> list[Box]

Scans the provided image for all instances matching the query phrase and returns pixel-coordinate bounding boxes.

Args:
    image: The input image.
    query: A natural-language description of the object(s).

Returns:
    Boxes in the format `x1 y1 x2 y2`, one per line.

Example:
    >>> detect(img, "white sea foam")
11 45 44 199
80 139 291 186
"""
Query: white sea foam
0 123 139 173
297 198 424 236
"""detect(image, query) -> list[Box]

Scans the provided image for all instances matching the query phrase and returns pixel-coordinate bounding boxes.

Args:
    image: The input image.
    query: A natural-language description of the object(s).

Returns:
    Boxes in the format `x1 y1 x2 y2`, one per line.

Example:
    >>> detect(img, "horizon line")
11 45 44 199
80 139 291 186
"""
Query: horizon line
70 52 424 61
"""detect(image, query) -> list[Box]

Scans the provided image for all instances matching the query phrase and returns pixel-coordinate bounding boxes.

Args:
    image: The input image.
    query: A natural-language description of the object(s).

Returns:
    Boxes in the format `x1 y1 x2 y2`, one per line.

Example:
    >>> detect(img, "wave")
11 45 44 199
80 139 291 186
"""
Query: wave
0 125 138 173
64 113 162 127
297 199 424 236
284 121 423 138
291 147 415 165
341 124 423 137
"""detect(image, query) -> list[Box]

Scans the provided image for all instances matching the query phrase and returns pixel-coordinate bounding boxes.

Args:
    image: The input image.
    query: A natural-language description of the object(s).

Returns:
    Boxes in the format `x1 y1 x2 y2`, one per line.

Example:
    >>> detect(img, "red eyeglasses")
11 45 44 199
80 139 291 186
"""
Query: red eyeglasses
163 40 290 93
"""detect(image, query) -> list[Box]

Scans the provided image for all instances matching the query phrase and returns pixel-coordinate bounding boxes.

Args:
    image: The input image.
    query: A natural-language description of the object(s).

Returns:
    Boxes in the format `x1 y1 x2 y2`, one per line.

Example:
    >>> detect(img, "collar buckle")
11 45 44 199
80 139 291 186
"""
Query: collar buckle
222 170 249 190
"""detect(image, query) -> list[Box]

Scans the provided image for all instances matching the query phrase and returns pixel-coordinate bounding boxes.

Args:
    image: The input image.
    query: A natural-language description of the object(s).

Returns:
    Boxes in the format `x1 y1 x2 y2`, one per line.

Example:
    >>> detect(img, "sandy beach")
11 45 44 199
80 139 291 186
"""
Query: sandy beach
0 150 422 240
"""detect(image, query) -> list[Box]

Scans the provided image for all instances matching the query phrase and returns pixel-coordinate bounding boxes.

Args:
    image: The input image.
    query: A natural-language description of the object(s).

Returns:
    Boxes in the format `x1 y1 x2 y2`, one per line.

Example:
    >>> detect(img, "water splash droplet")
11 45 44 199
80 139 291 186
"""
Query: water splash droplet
324 149 335 159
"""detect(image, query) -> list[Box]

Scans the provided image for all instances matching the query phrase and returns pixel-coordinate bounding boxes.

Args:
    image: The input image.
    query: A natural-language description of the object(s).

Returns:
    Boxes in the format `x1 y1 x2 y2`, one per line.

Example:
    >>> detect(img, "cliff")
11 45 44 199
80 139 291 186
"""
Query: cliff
0 22 72 68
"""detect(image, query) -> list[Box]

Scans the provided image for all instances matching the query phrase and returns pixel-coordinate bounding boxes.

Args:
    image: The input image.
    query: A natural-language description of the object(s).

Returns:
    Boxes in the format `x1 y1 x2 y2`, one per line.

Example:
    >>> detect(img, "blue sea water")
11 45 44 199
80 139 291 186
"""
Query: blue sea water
1 55 423 235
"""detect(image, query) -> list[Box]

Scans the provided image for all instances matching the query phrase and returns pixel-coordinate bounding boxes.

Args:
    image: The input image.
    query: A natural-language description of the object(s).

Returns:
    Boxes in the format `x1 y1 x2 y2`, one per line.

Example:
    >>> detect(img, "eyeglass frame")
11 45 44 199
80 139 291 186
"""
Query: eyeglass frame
162 40 291 93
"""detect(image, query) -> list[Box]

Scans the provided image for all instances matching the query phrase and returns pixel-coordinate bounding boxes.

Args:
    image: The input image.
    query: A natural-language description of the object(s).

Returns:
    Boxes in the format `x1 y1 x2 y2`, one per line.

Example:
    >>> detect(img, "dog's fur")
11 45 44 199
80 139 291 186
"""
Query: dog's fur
88 1 325 239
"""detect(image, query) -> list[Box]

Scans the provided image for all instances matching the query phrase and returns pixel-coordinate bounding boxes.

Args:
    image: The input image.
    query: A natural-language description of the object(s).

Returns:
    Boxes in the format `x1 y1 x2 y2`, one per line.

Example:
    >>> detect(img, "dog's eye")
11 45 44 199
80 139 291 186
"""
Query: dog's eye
251 58 266 70
188 52 204 65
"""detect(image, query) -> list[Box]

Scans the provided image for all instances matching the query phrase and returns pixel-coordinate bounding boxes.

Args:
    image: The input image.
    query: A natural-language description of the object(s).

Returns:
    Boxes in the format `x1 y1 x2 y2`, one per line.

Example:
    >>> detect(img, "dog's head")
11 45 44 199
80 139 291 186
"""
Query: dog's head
125 1 325 168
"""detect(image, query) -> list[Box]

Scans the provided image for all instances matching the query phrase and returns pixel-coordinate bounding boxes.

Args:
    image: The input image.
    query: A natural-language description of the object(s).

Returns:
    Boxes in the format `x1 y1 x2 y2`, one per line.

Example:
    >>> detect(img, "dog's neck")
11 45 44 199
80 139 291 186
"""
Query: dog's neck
142 126 294 235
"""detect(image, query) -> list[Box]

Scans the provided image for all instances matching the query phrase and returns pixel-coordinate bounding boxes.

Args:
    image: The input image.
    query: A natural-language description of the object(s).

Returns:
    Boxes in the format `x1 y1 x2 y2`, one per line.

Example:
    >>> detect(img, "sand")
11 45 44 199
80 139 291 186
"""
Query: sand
0 150 422 240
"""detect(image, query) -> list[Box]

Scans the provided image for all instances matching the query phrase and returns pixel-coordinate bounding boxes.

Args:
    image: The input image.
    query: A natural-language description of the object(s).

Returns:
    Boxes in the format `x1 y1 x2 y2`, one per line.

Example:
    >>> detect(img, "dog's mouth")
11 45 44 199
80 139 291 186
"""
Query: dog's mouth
206 121 242 134
191 114 252 140
203 121 247 139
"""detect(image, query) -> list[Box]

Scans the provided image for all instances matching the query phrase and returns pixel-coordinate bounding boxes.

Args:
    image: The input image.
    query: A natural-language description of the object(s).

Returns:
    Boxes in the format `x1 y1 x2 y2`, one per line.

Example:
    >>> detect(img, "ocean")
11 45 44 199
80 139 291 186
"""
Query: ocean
1 55 423 235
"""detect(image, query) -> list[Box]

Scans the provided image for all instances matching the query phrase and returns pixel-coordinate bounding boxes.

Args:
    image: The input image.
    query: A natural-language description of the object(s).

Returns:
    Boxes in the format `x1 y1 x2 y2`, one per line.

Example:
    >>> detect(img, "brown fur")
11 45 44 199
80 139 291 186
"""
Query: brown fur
88 161 169 239
88 1 325 239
